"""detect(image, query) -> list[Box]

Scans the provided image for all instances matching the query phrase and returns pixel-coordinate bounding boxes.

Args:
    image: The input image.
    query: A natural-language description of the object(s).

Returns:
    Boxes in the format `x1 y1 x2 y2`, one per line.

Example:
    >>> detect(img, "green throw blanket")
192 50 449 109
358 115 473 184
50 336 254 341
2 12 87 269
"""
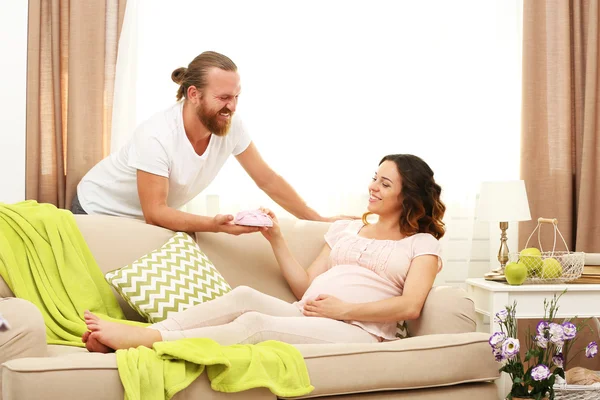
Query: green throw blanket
0 200 127 346
117 338 314 400
0 201 313 398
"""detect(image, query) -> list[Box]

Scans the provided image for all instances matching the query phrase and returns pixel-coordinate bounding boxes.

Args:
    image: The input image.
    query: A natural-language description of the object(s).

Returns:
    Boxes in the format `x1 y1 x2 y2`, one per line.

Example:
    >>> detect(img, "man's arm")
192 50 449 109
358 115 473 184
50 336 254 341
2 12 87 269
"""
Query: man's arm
137 170 260 234
235 142 326 221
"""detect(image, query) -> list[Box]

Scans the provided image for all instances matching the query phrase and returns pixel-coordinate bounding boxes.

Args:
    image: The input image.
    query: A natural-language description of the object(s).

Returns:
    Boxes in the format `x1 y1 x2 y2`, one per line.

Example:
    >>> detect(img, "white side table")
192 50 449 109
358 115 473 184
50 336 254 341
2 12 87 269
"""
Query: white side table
466 278 600 400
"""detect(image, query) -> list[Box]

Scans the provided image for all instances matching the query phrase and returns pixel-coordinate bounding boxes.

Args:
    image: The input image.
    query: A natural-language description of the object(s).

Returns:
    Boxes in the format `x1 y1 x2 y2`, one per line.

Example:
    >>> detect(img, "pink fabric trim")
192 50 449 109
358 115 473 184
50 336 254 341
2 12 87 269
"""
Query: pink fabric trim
233 209 274 227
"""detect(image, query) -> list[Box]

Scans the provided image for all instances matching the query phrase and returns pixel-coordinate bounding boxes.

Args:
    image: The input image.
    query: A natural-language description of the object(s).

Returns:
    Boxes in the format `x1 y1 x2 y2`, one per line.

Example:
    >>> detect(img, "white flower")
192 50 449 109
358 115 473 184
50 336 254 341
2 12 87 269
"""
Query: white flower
495 309 509 324
489 332 506 349
537 321 549 336
553 354 564 368
586 342 598 358
502 338 520 359
549 323 564 345
531 364 551 381
562 322 576 340
493 347 505 362
536 335 548 349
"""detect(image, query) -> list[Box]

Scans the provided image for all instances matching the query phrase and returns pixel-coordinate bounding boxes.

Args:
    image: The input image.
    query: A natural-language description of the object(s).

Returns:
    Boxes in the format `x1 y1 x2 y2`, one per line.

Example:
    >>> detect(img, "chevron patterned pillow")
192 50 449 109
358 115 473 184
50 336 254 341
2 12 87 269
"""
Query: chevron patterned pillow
396 320 409 339
105 232 232 323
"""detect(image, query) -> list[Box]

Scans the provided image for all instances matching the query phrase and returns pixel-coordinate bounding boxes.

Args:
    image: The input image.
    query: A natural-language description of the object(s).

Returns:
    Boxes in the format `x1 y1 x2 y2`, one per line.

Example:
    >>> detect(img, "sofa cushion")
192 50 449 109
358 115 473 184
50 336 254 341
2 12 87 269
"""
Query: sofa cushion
105 232 231 323
73 215 176 321
293 332 499 398
2 332 498 400
406 286 476 337
196 219 332 303
1 354 275 400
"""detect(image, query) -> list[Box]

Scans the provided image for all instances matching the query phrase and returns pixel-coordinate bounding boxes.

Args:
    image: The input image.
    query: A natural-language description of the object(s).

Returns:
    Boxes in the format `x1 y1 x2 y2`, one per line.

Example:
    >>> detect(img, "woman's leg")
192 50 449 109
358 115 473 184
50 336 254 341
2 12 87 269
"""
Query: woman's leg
83 286 303 351
150 285 302 331
160 312 380 345
85 311 378 351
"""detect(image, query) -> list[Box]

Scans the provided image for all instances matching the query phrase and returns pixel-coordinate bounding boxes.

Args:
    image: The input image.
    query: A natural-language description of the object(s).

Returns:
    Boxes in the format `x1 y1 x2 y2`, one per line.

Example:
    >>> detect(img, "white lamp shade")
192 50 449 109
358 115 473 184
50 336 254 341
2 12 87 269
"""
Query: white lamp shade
476 180 532 222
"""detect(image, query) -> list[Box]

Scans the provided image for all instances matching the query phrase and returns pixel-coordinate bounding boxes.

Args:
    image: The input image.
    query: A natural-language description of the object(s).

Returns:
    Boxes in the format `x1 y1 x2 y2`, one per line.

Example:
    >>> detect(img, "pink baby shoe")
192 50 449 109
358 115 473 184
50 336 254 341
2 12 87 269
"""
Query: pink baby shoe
233 209 274 227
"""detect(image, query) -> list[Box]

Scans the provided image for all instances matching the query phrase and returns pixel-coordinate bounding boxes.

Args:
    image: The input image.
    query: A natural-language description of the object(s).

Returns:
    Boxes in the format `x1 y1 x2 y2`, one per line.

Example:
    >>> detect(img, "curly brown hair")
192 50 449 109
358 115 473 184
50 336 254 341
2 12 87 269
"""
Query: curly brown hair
363 154 446 239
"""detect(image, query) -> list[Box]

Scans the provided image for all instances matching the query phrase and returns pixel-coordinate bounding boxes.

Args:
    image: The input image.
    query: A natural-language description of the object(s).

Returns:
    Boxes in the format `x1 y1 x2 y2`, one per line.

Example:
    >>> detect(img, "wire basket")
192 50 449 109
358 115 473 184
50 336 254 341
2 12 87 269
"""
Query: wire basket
507 217 585 284
554 373 600 400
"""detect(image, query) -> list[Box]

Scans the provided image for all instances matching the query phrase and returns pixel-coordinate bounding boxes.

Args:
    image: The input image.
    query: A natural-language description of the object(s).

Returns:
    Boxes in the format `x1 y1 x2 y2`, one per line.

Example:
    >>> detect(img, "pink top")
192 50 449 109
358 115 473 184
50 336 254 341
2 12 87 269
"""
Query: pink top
295 219 443 340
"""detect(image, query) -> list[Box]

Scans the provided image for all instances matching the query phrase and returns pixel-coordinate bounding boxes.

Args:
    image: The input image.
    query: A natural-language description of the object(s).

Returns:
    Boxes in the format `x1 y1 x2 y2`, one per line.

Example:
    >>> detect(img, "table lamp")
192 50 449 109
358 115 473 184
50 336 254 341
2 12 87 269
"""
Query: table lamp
476 180 532 279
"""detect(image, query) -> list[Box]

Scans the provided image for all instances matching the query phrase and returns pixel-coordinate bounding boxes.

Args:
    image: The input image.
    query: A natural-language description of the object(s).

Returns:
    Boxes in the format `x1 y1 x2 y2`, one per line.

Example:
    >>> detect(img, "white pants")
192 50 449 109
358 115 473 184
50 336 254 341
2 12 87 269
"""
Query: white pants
150 286 379 345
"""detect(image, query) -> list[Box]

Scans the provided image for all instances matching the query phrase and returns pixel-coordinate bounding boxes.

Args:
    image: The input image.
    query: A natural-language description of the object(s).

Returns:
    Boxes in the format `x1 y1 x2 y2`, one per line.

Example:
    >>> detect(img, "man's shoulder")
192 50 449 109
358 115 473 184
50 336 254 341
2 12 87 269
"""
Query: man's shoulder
228 113 246 136
134 103 182 142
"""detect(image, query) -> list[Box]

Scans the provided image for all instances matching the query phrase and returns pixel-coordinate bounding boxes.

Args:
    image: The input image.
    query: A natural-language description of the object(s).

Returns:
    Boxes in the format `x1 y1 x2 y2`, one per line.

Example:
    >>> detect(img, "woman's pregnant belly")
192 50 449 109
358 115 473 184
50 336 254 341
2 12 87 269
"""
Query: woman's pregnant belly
294 265 403 340
298 264 401 306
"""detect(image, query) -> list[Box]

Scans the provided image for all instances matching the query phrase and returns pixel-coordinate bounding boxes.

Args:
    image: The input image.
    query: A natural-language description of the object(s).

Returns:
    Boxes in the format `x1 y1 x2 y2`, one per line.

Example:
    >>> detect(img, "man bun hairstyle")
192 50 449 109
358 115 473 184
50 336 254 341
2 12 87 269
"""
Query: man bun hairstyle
171 51 237 101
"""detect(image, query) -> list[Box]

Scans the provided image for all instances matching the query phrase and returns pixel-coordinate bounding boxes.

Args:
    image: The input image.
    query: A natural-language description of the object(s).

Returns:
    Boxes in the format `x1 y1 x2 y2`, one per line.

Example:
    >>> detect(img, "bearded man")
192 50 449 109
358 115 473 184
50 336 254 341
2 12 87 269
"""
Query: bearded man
73 51 341 235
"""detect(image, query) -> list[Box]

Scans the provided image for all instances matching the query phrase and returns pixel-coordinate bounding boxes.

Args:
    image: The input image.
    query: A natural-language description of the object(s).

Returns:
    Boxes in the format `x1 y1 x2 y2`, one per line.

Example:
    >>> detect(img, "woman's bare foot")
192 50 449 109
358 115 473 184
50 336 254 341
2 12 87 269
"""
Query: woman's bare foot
82 330 114 353
83 310 162 352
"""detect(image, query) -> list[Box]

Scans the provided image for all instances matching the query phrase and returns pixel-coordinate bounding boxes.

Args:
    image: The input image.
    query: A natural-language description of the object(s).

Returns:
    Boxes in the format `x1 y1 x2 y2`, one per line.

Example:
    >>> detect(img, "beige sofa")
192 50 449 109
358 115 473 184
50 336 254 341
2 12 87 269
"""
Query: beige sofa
0 215 500 399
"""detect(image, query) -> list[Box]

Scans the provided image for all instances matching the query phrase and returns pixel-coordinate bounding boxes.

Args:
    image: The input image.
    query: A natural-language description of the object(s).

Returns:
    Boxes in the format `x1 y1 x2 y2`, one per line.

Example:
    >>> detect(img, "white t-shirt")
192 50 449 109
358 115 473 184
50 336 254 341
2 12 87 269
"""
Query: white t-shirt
77 102 252 218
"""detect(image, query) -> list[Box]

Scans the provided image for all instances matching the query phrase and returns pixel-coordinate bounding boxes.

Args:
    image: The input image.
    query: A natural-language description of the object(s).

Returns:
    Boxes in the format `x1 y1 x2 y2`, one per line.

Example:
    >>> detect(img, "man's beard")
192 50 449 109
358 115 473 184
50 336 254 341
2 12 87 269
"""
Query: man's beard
196 103 233 137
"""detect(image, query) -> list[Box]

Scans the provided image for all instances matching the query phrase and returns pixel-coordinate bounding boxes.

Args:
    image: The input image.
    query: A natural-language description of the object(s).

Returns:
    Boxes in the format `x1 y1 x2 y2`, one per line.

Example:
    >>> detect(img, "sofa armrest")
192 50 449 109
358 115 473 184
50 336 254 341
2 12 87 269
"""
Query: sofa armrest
0 298 47 398
0 298 47 365
407 285 477 337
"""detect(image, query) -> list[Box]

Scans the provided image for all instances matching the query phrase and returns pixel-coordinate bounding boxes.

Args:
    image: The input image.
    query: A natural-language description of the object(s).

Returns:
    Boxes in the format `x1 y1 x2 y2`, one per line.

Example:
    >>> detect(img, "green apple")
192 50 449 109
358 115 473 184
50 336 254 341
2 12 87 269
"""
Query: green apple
541 257 562 279
505 261 528 285
520 248 542 276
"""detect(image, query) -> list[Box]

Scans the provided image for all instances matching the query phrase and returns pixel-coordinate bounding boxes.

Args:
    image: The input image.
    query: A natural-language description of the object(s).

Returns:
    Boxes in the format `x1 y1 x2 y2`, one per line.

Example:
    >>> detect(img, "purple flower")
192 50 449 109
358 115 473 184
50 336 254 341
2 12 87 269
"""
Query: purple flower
549 323 565 346
586 342 598 358
495 309 508 324
0 313 10 331
536 334 548 349
537 321 549 336
489 332 506 349
502 338 520 359
531 364 551 381
562 322 577 340
552 353 564 368
493 347 505 362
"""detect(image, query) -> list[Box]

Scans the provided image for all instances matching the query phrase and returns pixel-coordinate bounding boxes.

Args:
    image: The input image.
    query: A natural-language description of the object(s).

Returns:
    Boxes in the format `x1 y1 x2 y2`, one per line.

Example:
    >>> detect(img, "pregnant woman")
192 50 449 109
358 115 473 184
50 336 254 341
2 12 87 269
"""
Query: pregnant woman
83 153 446 352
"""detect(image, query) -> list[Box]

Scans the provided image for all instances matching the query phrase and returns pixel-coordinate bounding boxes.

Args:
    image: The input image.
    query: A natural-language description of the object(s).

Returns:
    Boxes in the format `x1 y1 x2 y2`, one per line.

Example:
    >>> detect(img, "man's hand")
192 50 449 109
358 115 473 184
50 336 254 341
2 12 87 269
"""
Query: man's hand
212 214 263 235
303 294 351 320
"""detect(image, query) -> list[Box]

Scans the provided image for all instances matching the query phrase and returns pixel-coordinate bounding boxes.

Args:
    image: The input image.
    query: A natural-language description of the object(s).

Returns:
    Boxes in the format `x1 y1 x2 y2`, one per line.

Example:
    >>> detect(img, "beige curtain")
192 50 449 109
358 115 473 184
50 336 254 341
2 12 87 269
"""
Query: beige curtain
518 0 600 372
520 0 599 253
26 0 127 209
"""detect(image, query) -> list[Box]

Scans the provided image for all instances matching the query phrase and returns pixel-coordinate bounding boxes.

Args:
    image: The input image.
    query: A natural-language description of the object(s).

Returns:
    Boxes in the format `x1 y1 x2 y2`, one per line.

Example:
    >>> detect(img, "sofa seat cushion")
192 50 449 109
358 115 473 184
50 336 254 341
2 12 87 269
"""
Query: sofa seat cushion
1 353 276 400
3 333 498 400
105 232 232 323
292 332 499 399
47 344 88 357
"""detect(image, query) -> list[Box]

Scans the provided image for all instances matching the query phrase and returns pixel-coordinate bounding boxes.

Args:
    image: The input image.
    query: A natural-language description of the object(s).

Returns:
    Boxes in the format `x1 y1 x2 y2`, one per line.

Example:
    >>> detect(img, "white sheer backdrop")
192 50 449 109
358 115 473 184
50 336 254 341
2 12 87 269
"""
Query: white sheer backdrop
111 0 523 285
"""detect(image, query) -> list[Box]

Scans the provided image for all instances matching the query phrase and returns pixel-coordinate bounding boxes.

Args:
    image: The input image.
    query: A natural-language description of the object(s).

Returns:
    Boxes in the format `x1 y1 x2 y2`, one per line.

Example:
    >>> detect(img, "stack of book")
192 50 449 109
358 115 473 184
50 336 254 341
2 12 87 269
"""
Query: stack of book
571 253 600 284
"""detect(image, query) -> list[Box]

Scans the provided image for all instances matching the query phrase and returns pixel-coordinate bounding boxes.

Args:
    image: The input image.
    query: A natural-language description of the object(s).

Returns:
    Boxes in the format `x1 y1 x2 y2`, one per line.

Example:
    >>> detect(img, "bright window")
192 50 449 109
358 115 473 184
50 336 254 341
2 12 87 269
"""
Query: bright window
115 0 523 220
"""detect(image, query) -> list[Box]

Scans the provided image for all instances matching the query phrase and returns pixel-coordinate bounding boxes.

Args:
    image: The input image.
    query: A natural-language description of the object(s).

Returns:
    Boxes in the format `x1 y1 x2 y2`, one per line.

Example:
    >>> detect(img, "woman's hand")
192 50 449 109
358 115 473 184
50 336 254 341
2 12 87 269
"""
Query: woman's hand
259 207 282 243
303 294 351 320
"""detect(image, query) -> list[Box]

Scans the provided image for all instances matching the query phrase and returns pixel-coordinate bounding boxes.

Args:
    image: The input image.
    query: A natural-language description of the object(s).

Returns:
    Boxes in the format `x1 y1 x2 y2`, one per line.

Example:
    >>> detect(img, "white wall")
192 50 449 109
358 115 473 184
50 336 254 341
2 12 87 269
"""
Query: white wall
0 2 28 203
